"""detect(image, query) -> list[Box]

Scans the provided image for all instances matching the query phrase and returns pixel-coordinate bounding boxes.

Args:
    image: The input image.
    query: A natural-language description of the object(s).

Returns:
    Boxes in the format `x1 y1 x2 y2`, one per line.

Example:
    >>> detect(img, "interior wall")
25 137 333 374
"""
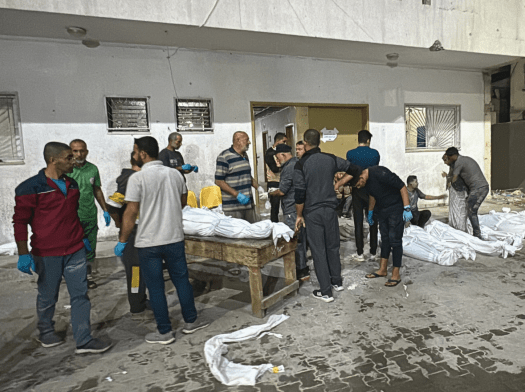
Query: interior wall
0 38 485 244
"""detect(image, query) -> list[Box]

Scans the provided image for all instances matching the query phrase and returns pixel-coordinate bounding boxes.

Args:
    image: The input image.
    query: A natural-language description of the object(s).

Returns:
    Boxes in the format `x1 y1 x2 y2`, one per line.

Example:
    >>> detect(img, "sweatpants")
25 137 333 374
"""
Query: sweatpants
121 226 148 313
467 186 489 237
378 211 404 268
80 219 98 265
304 206 342 297
284 212 308 270
352 187 378 256
410 210 432 228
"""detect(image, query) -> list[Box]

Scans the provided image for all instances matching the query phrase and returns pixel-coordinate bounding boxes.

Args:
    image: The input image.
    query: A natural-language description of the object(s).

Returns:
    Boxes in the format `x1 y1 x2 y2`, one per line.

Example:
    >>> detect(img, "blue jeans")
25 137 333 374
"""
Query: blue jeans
34 248 92 346
137 241 197 334
378 211 404 268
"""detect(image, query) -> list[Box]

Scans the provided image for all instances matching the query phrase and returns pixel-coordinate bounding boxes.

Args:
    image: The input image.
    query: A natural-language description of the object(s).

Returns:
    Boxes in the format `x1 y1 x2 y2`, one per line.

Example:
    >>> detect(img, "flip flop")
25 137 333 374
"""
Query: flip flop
365 272 387 279
385 279 402 287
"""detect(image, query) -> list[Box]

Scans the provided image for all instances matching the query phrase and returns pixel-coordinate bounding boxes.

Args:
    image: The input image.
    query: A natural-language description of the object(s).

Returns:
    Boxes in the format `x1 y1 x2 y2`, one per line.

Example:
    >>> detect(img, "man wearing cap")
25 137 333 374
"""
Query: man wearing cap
269 144 309 281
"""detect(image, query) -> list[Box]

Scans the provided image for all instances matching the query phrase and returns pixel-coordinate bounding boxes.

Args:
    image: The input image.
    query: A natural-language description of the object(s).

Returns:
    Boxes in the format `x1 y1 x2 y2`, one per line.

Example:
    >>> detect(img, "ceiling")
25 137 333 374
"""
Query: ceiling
0 8 519 71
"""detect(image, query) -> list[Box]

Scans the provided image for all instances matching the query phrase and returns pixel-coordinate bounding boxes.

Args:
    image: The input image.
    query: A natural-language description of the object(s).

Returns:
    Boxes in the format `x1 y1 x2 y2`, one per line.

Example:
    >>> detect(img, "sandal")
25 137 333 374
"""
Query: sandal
385 279 402 287
365 272 387 279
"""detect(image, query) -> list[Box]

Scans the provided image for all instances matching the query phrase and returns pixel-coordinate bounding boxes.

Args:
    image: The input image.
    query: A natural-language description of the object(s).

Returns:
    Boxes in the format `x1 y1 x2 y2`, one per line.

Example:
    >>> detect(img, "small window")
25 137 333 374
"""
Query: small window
106 97 150 132
0 93 24 162
176 99 213 132
405 105 460 151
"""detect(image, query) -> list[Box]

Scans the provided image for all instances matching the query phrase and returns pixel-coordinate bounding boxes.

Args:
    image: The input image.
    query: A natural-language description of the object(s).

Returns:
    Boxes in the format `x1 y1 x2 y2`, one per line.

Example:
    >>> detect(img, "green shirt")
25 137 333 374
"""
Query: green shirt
68 161 101 221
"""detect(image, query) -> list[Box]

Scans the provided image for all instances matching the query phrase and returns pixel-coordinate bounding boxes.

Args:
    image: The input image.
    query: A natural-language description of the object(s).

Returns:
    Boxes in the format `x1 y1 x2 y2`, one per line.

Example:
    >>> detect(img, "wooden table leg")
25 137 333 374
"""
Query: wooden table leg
248 266 265 318
283 251 297 286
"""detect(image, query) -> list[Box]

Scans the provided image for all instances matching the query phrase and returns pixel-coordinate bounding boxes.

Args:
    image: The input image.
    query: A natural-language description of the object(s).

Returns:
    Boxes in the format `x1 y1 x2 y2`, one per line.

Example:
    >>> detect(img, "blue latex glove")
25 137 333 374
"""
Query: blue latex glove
367 211 374 226
114 242 128 257
236 193 251 205
18 254 35 275
193 165 198 173
103 211 111 227
181 164 192 171
83 238 92 252
403 206 413 223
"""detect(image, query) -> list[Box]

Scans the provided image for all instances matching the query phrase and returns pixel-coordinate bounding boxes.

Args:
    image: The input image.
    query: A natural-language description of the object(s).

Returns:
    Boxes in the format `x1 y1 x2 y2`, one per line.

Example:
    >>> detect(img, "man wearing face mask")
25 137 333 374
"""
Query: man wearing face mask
68 139 111 289
215 131 262 223
158 132 198 178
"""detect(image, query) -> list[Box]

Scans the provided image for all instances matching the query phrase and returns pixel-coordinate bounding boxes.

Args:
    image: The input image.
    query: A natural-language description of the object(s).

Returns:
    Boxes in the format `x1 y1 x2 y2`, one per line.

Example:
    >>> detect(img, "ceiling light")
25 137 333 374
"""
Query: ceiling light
429 40 445 51
82 39 100 48
66 26 87 38
386 53 399 68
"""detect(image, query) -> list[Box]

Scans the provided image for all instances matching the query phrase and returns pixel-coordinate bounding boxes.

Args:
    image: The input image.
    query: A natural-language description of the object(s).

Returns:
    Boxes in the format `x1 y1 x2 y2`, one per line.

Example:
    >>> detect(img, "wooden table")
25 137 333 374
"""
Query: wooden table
185 235 299 318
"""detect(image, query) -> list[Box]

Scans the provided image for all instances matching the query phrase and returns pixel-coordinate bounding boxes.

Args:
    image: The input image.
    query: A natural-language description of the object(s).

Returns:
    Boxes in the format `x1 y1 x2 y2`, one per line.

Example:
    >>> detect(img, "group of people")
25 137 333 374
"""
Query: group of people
13 127 489 353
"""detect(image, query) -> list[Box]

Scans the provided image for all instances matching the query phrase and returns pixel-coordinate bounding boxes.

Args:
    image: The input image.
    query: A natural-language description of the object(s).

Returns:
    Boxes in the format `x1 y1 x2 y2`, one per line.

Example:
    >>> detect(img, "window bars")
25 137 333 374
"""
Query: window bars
0 93 24 161
405 105 460 151
176 99 213 131
106 97 149 132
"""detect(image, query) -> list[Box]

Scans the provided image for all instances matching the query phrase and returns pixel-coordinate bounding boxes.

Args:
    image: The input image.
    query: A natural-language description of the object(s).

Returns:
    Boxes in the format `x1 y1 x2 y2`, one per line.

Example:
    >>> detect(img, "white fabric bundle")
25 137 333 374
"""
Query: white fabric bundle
182 207 294 246
478 210 525 238
204 314 289 386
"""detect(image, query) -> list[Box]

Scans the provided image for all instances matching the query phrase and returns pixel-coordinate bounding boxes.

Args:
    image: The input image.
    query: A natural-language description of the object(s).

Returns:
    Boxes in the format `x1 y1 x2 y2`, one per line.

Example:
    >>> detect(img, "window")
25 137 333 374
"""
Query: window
405 105 460 151
106 97 150 132
0 93 24 162
176 99 213 132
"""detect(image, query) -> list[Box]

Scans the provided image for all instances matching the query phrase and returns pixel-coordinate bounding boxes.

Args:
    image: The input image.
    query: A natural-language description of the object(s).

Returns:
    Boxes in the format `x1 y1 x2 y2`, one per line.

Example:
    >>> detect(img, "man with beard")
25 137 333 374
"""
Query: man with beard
13 142 112 353
265 132 288 222
215 131 262 223
115 136 209 344
68 139 111 289
158 132 198 178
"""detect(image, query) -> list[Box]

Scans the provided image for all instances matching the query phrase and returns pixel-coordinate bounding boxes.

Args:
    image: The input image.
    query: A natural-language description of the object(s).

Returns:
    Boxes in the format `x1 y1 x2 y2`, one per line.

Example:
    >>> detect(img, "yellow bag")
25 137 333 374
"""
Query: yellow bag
199 185 222 209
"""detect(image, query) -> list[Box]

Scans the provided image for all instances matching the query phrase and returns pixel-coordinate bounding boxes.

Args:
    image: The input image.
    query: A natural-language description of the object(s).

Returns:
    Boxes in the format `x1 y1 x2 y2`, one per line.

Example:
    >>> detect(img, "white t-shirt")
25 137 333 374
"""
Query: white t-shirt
125 160 187 248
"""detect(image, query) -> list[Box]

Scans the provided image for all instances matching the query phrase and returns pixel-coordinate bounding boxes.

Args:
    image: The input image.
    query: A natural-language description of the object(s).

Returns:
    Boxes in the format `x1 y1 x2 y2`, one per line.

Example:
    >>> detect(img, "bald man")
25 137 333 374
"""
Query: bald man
215 131 261 223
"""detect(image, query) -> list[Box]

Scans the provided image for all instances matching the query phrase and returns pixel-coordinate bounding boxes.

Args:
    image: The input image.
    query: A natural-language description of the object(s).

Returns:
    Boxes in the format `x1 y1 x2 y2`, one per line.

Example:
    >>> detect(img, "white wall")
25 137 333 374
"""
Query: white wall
0 38 485 244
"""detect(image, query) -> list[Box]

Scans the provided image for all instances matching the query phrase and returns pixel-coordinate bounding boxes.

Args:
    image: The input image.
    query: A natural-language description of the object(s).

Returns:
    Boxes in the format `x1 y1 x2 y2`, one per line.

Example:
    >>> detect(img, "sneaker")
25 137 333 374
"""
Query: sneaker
369 254 377 261
182 318 210 334
75 338 112 354
37 332 65 348
145 331 176 345
332 284 344 292
311 290 334 303
296 267 310 282
351 253 365 262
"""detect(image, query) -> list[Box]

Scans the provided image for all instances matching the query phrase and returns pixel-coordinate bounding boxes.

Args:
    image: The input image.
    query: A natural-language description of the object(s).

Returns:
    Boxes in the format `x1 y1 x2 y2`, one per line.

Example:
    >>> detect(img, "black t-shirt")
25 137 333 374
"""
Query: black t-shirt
158 148 185 169
365 166 405 215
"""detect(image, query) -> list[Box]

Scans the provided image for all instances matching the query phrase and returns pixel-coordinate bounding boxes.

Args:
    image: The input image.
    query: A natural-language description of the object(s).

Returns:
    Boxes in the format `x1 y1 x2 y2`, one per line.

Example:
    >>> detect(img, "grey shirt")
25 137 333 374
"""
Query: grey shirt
408 188 426 212
452 155 488 192
278 157 298 215
158 148 185 169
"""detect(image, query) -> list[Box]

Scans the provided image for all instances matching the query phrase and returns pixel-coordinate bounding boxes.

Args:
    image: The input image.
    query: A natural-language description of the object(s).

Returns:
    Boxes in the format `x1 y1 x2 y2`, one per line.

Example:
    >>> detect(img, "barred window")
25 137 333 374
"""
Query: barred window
405 105 460 151
106 97 150 132
176 99 213 132
0 93 24 162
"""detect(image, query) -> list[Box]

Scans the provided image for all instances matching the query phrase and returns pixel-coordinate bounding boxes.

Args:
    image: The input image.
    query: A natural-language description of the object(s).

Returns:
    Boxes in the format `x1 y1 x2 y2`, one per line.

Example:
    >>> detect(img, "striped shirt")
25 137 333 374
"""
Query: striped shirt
215 146 253 211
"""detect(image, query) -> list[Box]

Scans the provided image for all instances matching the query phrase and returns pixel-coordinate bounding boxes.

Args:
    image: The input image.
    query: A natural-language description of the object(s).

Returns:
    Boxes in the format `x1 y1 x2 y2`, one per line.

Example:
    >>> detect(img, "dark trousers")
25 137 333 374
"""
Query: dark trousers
410 210 432 228
121 226 148 313
284 212 308 270
467 186 489 237
34 248 92 346
137 241 197 334
269 195 281 223
352 187 378 256
305 207 342 297
378 212 404 268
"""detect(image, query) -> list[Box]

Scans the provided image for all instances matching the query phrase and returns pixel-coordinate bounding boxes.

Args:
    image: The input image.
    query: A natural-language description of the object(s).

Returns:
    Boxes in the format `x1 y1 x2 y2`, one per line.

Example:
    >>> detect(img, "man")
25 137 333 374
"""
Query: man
215 131 262 223
445 147 489 239
350 166 412 287
406 175 446 228
68 139 110 289
296 141 305 158
13 142 112 353
106 152 148 314
265 133 288 222
294 129 361 303
268 144 309 281
158 132 198 177
345 130 380 262
115 136 209 344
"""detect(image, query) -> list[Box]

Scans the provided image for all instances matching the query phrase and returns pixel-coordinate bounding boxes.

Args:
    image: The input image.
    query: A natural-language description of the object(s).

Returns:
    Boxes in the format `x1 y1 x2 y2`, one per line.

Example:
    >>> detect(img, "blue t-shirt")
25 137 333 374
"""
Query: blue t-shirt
52 178 67 196
346 146 380 169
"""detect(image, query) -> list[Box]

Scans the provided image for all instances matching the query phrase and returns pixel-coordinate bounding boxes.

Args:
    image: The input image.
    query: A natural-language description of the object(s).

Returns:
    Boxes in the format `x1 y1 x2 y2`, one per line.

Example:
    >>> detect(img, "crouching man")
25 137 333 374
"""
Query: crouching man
269 144 309 281
13 142 112 353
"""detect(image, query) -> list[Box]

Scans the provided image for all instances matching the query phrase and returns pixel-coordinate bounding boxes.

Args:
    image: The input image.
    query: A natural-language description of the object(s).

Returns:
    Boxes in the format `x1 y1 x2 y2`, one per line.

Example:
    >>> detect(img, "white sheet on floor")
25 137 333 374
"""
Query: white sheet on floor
182 206 294 246
478 210 525 238
204 314 289 386
402 225 476 266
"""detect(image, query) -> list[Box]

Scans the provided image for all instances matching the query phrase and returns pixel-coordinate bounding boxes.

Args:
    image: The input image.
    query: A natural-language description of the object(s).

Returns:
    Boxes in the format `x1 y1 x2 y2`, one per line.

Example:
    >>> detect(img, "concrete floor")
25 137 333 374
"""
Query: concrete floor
1 200 525 392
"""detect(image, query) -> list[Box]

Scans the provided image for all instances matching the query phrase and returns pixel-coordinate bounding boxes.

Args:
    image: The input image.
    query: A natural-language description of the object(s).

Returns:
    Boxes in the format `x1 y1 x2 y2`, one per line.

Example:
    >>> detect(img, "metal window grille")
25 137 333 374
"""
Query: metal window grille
405 105 460 151
106 97 149 132
0 93 24 161
176 99 213 131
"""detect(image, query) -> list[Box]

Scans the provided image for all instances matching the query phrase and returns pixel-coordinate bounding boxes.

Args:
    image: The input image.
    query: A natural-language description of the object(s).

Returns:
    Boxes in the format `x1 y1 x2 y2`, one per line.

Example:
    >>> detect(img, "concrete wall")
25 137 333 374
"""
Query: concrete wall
0 38 485 244
2 0 524 57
